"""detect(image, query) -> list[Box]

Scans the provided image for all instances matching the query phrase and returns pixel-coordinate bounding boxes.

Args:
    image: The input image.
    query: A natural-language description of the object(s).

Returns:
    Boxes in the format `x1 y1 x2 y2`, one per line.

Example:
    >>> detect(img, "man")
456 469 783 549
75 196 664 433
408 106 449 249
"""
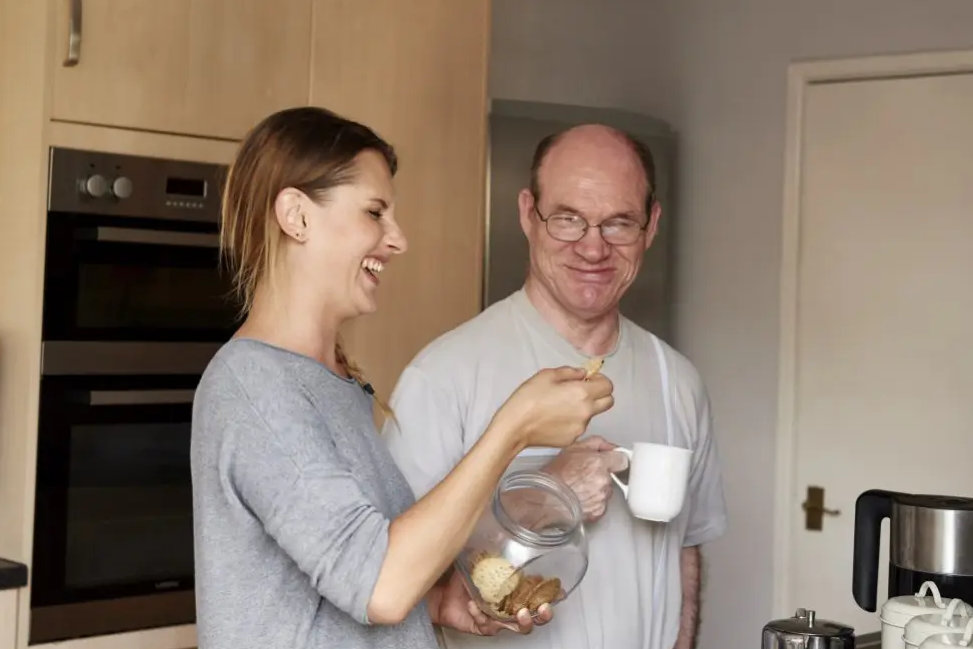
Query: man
383 124 727 649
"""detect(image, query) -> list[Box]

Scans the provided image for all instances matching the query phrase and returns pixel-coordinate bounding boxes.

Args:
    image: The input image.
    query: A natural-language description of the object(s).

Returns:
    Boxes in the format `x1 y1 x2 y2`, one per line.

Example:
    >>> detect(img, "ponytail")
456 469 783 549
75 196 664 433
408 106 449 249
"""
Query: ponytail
335 340 396 426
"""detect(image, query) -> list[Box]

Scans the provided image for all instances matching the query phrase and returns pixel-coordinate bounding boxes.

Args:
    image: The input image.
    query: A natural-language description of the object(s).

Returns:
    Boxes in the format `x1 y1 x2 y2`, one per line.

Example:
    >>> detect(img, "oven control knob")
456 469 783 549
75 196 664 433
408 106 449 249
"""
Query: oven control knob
80 174 109 198
112 176 133 199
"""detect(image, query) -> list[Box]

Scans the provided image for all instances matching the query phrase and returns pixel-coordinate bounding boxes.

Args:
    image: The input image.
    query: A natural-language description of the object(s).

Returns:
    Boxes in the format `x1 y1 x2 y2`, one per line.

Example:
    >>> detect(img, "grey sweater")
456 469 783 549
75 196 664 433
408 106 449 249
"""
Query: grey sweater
190 338 438 649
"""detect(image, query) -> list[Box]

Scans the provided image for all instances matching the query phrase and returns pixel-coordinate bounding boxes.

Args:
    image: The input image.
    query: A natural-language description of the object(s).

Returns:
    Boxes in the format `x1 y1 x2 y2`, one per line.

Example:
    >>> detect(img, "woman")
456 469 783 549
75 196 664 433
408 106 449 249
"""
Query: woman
190 106 614 649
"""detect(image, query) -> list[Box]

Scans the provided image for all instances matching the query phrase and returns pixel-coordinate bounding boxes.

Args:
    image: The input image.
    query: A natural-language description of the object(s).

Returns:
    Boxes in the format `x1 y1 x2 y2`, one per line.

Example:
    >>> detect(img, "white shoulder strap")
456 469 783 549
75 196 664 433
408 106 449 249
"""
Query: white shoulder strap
650 334 674 447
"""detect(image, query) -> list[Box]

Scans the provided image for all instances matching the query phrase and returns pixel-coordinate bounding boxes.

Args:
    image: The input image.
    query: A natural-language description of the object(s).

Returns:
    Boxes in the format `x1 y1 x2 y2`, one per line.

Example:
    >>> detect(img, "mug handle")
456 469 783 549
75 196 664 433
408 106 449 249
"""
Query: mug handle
609 447 634 498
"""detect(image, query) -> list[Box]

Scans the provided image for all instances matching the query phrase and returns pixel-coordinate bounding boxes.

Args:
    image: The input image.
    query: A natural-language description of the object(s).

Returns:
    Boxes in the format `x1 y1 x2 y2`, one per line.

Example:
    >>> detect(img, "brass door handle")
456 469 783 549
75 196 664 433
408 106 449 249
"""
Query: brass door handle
803 486 840 531
802 502 840 515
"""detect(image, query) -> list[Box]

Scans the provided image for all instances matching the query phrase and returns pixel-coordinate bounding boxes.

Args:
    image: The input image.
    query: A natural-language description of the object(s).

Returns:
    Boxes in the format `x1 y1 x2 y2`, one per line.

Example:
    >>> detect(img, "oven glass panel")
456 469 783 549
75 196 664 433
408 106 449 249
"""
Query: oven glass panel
42 215 242 341
64 422 193 590
76 263 235 331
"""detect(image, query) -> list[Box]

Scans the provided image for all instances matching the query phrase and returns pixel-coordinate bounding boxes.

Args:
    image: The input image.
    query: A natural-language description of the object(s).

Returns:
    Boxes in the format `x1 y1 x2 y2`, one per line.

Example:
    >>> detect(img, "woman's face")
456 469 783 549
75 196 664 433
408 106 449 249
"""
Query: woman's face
281 149 407 321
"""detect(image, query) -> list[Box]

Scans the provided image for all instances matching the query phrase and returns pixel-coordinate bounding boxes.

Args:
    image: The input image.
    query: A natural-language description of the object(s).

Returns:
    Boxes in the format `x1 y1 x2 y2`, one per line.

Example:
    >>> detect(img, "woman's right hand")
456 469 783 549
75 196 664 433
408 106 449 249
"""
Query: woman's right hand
492 366 614 449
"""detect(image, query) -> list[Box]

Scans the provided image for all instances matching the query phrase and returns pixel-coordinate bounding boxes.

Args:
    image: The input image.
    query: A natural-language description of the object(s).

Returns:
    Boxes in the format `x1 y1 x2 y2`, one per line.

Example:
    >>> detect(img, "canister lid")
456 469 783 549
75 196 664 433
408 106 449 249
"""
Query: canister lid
883 582 971 627
905 600 972 647
764 609 854 639
920 632 970 648
918 618 973 648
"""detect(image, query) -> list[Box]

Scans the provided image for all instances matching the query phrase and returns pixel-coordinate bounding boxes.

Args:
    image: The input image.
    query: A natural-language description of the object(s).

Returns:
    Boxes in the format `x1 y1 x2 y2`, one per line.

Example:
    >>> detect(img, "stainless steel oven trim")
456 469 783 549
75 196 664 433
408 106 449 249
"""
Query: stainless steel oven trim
30 590 195 644
87 389 197 405
42 341 222 376
95 226 219 248
48 147 225 224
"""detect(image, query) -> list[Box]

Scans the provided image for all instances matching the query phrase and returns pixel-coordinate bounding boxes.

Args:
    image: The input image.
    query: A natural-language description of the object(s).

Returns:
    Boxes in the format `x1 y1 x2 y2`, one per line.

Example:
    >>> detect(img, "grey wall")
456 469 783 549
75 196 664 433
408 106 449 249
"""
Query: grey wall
490 1 973 648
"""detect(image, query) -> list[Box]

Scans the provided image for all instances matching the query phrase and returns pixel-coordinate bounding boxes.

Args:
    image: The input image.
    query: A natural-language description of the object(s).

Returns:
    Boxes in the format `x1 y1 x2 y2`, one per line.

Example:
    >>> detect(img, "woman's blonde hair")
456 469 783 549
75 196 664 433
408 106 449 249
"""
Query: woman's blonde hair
220 106 397 418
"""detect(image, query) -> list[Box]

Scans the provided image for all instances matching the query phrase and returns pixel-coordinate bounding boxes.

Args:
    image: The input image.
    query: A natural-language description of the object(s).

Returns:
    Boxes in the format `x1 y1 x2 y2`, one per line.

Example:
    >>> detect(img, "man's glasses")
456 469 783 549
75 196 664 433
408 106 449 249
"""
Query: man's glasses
534 199 651 246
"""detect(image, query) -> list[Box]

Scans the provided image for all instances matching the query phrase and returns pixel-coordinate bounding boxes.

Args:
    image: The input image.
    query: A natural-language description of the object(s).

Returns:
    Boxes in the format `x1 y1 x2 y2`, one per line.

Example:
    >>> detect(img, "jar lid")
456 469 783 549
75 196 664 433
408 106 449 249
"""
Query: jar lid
883 582 969 627
919 619 973 648
920 632 970 648
905 600 973 646
764 608 854 639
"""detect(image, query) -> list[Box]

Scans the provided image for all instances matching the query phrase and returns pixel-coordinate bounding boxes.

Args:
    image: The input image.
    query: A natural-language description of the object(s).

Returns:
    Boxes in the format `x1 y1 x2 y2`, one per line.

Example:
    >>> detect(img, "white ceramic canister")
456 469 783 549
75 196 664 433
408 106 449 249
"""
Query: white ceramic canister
905 598 973 648
882 582 973 649
919 618 973 648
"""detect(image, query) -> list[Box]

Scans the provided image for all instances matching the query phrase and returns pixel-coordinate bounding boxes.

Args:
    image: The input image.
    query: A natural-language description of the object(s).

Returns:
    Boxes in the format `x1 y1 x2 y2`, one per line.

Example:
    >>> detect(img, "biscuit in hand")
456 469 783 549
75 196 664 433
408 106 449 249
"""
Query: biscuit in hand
582 357 604 380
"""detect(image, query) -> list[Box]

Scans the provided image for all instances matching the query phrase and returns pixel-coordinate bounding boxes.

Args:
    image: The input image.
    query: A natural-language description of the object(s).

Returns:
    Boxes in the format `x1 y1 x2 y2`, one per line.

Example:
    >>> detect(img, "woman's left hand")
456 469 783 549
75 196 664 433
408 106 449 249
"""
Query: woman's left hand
428 570 553 636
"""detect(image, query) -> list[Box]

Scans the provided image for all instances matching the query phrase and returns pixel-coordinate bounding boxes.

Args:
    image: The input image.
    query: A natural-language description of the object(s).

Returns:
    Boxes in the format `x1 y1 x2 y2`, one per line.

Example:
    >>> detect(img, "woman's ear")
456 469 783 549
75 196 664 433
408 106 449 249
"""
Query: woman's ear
274 187 308 242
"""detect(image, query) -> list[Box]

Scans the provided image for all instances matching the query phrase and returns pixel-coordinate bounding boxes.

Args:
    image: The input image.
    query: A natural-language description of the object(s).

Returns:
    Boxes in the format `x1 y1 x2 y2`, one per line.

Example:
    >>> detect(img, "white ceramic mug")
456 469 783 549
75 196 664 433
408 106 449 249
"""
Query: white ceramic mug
610 442 692 522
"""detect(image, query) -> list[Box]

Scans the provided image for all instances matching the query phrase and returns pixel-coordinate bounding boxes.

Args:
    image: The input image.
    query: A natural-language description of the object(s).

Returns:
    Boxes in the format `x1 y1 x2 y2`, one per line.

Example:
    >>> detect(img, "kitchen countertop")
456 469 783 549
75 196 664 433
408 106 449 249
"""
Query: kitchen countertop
0 557 27 590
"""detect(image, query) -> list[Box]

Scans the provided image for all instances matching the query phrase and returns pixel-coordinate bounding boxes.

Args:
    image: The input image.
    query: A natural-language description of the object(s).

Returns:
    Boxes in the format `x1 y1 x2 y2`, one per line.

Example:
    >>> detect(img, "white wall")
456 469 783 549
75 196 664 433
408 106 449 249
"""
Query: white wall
490 2 973 648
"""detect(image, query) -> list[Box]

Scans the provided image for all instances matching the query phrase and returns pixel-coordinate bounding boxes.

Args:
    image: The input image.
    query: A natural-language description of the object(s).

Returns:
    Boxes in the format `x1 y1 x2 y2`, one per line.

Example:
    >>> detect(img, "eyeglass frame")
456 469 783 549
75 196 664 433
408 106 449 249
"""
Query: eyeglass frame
531 192 655 245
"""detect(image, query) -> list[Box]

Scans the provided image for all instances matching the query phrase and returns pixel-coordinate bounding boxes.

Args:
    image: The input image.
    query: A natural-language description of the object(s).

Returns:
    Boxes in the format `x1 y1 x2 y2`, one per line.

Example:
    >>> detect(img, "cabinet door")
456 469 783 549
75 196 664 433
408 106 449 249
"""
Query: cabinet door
52 0 312 140
310 0 490 398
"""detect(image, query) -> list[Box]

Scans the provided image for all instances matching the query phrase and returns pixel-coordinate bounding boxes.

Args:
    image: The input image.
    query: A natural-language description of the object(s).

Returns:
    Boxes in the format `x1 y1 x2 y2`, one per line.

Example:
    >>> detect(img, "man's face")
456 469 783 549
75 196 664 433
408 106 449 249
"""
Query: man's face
519 132 661 321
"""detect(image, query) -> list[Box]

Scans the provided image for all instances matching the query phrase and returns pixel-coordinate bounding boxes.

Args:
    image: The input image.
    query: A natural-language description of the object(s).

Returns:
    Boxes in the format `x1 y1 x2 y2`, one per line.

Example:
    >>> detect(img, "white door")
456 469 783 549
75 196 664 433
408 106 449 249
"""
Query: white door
783 69 973 636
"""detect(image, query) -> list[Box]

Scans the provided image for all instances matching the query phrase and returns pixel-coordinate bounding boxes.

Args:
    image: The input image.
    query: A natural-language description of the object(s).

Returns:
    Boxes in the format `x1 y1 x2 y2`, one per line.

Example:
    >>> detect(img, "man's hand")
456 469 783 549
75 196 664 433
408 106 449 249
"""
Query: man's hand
541 435 629 522
427 570 553 636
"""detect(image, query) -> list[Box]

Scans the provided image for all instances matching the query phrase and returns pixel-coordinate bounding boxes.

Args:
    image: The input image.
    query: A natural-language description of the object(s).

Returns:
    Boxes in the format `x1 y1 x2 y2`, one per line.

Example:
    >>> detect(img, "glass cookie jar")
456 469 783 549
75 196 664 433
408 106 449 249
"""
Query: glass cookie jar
454 470 588 621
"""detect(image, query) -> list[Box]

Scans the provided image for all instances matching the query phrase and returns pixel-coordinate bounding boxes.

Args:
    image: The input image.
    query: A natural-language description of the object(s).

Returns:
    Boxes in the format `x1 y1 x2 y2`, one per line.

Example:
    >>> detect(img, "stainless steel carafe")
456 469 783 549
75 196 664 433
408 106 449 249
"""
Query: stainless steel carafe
762 609 855 649
853 490 973 612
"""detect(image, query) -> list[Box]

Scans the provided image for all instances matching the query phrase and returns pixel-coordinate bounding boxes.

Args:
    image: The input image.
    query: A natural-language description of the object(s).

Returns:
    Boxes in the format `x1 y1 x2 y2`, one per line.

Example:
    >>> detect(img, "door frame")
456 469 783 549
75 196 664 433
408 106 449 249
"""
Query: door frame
772 48 973 615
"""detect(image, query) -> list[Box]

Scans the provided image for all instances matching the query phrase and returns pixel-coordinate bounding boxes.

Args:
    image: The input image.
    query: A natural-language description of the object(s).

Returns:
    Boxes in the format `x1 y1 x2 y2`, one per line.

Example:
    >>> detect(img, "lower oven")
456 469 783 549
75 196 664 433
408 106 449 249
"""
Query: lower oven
30 374 199 643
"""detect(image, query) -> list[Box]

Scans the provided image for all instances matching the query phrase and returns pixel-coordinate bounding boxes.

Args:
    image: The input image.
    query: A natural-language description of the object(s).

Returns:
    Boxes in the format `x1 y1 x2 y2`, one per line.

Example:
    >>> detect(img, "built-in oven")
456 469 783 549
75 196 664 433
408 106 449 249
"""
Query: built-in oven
30 375 198 643
40 147 239 377
31 148 237 643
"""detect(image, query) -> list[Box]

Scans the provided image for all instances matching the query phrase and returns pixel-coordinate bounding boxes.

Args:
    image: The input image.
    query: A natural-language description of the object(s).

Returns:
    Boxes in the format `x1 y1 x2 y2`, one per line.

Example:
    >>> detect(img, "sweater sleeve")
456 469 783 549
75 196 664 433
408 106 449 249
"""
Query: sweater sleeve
215 369 391 625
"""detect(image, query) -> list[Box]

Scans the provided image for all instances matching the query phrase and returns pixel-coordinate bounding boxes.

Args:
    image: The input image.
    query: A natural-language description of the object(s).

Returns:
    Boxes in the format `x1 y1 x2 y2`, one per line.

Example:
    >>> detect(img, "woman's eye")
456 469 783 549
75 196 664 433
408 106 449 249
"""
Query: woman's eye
368 209 383 220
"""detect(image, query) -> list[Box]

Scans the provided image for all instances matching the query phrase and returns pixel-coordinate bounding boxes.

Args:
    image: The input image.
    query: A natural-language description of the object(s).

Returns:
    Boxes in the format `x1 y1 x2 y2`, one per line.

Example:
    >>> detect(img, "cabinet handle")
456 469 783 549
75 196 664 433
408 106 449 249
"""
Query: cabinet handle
64 0 82 67
95 226 220 248
88 389 196 405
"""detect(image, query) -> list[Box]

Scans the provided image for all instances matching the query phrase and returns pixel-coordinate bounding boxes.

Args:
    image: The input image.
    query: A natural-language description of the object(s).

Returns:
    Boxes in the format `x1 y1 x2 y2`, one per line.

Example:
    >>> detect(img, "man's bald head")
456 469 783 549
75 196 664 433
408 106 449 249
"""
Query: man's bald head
528 124 656 214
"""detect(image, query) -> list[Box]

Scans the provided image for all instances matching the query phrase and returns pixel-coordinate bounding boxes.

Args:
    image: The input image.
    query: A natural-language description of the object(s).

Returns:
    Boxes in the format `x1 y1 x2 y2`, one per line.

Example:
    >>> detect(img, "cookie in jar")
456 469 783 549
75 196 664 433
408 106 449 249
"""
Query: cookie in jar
455 470 588 621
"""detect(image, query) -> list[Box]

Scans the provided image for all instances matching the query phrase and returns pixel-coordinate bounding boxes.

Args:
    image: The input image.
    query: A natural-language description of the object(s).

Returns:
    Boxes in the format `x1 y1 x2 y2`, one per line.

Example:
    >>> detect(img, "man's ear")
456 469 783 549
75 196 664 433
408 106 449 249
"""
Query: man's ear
274 187 308 242
518 188 535 239
644 198 662 251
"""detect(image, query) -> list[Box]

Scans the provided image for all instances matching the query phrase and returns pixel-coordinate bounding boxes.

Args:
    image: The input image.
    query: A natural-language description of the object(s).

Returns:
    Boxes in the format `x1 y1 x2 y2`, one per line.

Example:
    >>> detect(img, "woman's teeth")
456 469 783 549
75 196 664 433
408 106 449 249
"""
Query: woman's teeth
362 258 384 274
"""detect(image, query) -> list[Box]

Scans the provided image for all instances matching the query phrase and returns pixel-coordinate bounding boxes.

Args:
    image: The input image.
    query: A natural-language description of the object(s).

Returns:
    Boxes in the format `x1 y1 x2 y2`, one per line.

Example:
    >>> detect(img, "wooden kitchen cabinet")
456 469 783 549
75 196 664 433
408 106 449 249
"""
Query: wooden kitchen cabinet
0 590 16 649
51 0 313 140
310 0 490 399
3 1 490 645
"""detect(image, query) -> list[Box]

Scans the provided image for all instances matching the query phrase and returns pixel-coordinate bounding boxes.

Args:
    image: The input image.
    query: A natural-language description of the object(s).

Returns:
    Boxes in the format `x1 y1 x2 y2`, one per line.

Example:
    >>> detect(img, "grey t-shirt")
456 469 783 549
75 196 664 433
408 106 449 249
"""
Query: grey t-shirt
190 338 438 649
383 289 728 649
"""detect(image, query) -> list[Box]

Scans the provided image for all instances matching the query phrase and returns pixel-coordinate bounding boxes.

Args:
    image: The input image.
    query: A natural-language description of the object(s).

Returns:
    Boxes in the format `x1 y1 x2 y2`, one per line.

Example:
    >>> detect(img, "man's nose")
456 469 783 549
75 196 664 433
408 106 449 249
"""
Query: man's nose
574 225 611 261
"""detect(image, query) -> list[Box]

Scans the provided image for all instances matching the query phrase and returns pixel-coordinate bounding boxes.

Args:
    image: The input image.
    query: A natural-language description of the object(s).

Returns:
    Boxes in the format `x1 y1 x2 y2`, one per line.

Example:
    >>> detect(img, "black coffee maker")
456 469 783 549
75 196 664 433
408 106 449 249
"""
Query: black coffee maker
853 489 973 611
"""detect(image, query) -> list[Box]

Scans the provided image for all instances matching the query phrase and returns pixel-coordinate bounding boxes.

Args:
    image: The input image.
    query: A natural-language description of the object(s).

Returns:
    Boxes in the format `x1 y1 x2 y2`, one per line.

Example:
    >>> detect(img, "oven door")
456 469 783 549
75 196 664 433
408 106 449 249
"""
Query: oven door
31 374 197 643
42 211 241 343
